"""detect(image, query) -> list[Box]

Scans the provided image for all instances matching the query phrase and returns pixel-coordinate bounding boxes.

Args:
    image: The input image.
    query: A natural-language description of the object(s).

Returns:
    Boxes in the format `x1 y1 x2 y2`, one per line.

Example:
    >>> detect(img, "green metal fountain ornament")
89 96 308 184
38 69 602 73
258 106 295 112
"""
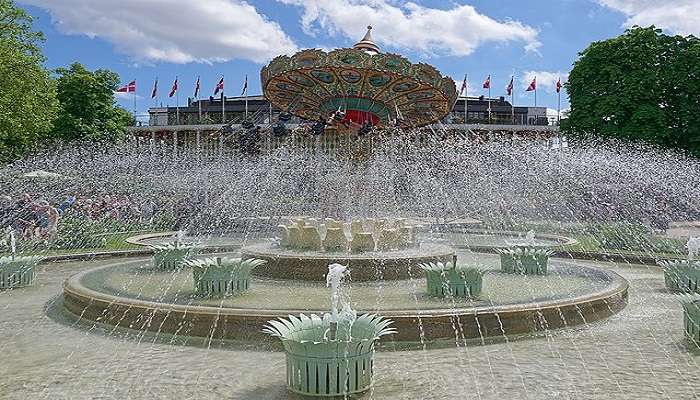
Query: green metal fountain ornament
263 263 395 396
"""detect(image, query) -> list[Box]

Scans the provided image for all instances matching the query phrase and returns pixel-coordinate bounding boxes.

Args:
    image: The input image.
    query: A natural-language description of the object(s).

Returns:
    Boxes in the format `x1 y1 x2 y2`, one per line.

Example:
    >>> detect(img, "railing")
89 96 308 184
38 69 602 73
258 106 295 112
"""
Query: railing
128 124 563 159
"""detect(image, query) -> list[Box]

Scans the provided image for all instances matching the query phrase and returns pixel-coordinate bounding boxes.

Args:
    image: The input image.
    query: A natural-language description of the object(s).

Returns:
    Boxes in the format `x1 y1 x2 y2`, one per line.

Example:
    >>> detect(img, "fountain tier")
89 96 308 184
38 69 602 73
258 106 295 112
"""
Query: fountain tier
241 242 454 281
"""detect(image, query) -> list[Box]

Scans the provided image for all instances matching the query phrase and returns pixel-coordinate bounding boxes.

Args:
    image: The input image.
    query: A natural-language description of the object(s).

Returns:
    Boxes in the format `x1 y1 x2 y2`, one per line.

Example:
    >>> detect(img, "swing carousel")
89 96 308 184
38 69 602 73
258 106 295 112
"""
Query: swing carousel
261 26 458 134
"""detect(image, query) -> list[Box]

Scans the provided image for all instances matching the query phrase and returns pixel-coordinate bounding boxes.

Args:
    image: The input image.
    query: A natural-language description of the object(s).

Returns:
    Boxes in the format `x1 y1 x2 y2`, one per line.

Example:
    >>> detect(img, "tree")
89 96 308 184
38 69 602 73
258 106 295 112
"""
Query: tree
0 0 58 161
52 63 133 142
563 26 700 156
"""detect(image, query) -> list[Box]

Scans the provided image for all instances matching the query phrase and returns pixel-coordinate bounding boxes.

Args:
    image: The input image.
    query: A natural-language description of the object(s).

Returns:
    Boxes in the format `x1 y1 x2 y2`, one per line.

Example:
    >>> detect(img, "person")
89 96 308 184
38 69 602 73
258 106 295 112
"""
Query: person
56 195 76 216
11 194 36 239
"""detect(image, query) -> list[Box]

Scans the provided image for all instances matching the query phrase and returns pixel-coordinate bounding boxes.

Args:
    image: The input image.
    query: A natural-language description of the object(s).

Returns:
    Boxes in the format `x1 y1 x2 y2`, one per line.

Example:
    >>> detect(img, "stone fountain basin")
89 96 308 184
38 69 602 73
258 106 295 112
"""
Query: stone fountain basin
62 253 628 342
240 242 455 281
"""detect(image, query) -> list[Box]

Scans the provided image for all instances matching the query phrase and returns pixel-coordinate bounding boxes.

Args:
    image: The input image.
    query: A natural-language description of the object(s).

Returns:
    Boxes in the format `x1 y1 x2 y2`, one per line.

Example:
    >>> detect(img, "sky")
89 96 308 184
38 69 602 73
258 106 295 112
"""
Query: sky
16 0 700 118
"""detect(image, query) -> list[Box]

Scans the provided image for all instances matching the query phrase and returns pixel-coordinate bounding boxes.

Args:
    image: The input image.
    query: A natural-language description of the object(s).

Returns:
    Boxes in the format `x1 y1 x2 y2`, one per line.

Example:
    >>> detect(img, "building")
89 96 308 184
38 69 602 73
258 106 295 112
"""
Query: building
148 95 550 127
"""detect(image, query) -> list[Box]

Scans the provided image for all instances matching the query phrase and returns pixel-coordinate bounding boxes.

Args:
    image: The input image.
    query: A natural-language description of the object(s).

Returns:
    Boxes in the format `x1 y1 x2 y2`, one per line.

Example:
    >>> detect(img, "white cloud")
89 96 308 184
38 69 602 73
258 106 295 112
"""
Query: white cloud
19 0 298 64
278 0 541 56
597 0 700 36
521 71 568 94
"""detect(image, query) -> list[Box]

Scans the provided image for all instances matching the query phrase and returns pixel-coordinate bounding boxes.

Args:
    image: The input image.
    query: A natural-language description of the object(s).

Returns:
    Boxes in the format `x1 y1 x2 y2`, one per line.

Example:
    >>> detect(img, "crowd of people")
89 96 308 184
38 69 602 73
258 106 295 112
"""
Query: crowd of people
0 193 158 241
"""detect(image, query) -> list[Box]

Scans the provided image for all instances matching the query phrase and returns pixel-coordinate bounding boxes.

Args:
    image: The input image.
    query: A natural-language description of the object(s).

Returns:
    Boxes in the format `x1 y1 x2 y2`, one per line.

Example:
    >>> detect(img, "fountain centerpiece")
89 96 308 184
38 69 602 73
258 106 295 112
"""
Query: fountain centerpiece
264 264 395 397
242 217 454 281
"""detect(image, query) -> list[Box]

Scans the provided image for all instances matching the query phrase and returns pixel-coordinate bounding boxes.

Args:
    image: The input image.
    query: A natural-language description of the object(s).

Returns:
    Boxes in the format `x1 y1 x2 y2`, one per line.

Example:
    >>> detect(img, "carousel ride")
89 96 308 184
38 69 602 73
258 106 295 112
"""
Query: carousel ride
262 26 458 136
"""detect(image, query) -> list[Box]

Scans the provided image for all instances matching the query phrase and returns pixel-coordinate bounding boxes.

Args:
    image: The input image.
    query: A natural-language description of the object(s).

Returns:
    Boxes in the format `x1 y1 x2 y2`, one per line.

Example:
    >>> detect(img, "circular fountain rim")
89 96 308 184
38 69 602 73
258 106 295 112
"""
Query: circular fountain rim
62 258 628 341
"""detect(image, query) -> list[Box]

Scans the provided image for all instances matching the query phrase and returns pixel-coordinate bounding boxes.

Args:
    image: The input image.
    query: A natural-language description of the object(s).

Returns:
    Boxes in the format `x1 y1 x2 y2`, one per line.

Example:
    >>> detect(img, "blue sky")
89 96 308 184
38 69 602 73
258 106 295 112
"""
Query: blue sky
17 0 698 116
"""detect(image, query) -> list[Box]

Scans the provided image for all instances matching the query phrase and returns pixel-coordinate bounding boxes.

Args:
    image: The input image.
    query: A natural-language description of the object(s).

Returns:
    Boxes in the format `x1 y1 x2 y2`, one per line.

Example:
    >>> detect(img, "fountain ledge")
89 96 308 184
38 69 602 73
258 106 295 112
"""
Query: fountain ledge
62 260 628 342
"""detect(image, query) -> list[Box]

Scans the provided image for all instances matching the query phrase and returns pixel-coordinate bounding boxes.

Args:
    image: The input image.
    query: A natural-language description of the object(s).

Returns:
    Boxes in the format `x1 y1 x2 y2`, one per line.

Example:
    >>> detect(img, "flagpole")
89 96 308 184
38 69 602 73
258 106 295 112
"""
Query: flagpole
510 75 514 125
534 77 537 107
197 76 202 124
175 77 180 125
222 76 225 124
244 75 249 120
133 82 137 127
488 78 492 124
557 81 561 125
463 74 468 124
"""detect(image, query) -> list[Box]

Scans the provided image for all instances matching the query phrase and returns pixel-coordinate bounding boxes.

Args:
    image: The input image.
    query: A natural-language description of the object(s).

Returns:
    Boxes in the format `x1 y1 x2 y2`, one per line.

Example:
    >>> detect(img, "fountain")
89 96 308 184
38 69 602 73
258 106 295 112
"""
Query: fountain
185 256 267 297
148 230 198 270
659 237 700 293
420 258 488 298
10 24 700 400
0 229 41 289
497 246 553 275
264 264 395 397
242 217 454 281
679 294 700 346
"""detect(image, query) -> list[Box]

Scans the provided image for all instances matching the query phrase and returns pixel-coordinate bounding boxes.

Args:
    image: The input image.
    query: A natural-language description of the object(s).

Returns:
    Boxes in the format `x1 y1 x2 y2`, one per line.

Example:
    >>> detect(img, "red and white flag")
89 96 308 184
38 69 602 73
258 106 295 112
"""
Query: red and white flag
459 74 467 96
168 77 178 98
214 77 224 95
194 76 201 98
526 77 537 92
482 75 491 89
506 76 514 96
116 80 136 93
556 77 562 93
150 78 158 99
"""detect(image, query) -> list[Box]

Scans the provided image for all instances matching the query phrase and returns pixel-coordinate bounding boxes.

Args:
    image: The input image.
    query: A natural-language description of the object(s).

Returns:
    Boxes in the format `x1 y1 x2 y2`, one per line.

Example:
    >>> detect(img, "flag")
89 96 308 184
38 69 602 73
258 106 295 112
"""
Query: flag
214 77 224 95
459 74 467 96
482 75 491 89
194 76 201 98
168 77 178 98
556 77 562 93
506 76 514 96
150 78 158 99
116 80 136 93
526 77 537 92
241 75 248 96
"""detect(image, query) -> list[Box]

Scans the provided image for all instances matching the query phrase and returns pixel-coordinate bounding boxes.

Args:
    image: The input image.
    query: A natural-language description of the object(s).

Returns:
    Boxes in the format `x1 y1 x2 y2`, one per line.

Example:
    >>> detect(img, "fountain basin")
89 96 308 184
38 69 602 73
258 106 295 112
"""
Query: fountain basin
241 242 455 282
62 256 628 342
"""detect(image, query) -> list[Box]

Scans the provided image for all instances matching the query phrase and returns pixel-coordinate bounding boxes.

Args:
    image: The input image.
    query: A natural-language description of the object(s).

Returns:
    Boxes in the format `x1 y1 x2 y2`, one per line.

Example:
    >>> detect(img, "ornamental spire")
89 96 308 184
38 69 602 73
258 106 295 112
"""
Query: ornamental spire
353 25 380 54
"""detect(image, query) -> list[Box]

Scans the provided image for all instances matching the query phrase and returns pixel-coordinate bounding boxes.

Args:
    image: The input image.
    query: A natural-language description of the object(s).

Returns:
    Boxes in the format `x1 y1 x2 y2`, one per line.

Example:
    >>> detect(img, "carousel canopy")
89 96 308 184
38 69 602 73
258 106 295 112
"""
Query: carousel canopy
260 27 458 128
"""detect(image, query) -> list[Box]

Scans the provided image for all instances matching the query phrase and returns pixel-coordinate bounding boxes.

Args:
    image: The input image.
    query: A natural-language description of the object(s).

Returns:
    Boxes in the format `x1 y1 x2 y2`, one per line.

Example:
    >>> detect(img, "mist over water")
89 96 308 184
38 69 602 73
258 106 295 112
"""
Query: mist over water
3 138 698 233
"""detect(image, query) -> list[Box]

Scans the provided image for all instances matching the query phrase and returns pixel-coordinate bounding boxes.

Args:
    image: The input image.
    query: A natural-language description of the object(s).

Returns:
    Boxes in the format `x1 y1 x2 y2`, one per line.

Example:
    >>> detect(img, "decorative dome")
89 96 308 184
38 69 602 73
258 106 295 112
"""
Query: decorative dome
353 26 380 55
260 28 458 129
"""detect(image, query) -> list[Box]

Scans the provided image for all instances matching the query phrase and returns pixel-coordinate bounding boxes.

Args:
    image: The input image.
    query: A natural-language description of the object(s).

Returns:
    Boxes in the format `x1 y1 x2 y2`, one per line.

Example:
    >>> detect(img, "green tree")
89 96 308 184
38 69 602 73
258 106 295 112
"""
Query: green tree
563 26 700 156
52 63 133 142
0 0 58 161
